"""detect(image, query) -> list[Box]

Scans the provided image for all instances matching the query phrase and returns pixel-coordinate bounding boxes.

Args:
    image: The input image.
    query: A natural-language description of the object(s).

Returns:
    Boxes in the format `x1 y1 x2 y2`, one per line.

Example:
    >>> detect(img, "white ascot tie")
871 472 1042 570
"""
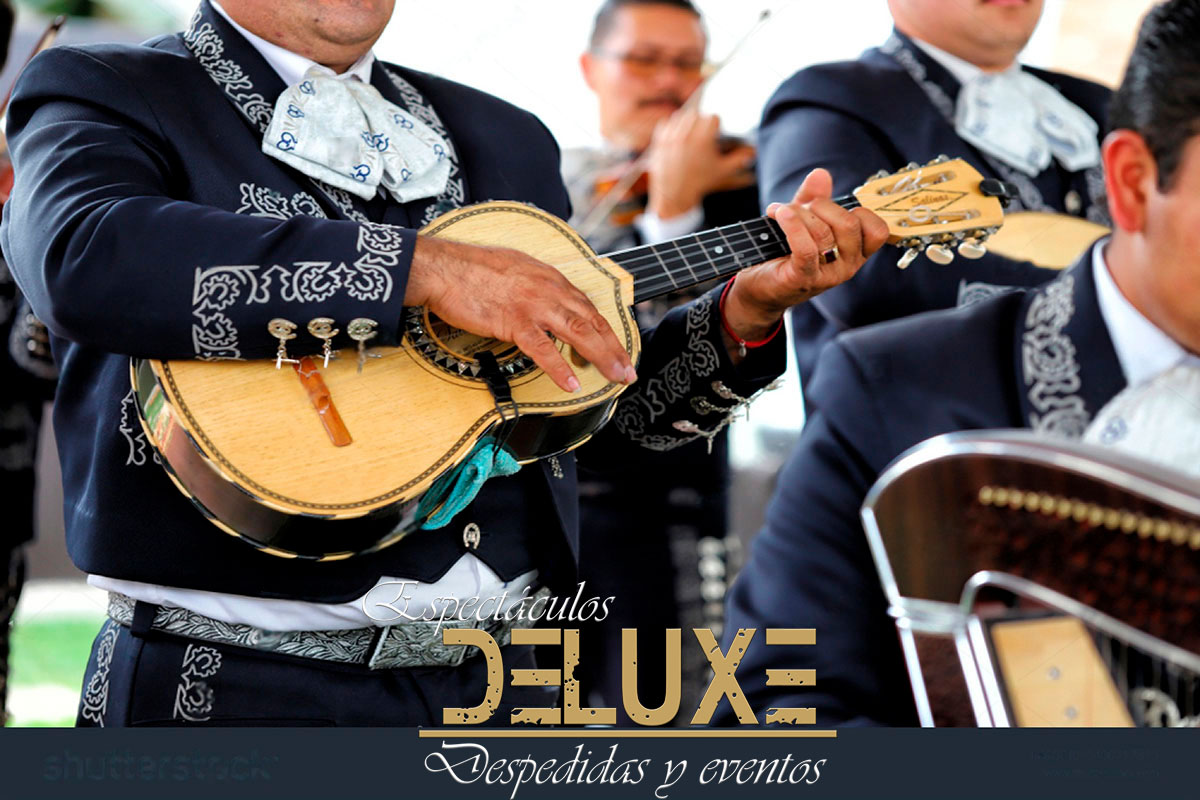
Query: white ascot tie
263 67 451 202
1083 364 1200 480
956 68 1101 178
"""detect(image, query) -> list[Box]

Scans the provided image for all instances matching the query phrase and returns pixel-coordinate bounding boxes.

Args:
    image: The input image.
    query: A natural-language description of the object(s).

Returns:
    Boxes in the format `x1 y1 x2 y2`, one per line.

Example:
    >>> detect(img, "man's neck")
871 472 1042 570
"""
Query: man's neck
898 27 1017 75
211 0 372 75
211 0 375 85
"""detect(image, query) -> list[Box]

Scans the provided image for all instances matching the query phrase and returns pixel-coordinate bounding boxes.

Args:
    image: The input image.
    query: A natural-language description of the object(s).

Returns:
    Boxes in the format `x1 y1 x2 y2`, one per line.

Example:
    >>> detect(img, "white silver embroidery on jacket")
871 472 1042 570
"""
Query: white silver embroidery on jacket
614 294 725 451
118 388 160 467
957 279 1017 308
80 620 120 727
182 11 273 132
173 644 223 723
1022 274 1089 437
318 184 370 223
881 35 1050 214
381 67 466 224
1134 687 1200 728
192 198 402 360
237 183 327 220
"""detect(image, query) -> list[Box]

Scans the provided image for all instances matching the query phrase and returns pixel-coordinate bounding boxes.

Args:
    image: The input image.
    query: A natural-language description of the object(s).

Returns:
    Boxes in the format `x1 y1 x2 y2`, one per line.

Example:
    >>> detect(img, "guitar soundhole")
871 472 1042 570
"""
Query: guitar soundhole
404 307 539 381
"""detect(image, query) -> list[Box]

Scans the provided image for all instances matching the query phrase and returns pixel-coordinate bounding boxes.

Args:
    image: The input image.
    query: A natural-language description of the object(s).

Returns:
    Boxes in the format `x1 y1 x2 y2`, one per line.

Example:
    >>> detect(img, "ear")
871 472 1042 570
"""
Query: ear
1102 129 1158 233
580 51 597 91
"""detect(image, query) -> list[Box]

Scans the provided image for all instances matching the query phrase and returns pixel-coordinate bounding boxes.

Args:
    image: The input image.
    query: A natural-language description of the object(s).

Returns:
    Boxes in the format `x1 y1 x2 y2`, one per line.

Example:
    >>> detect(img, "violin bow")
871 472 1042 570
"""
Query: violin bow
576 9 773 240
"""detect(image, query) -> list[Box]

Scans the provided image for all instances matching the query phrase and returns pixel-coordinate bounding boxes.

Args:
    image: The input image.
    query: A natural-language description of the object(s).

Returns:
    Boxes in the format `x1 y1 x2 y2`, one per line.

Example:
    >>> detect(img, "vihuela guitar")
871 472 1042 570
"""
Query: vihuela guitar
133 157 1012 560
986 211 1111 270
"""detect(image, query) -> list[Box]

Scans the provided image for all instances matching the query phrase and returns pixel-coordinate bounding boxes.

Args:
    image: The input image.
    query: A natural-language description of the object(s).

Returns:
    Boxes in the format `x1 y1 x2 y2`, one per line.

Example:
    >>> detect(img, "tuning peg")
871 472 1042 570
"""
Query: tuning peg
897 248 921 270
904 162 919 171
872 169 889 179
926 244 955 265
958 239 988 259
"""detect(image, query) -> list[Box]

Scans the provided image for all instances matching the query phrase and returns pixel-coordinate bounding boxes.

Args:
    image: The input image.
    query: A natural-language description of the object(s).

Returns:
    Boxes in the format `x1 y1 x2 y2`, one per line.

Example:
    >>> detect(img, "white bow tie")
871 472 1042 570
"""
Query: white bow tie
1084 363 1200 481
263 67 451 202
956 68 1101 178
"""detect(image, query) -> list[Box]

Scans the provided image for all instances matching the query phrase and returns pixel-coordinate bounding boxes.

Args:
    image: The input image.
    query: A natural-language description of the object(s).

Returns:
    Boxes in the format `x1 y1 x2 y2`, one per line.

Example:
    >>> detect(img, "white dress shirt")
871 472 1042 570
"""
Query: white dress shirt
89 0 537 631
1092 240 1200 387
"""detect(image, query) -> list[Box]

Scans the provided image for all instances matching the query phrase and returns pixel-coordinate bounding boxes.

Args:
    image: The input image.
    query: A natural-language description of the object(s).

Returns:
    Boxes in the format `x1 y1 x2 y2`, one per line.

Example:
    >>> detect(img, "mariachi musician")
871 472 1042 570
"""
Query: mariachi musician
758 0 1113 387
0 0 883 725
562 0 761 720
721 0 1200 726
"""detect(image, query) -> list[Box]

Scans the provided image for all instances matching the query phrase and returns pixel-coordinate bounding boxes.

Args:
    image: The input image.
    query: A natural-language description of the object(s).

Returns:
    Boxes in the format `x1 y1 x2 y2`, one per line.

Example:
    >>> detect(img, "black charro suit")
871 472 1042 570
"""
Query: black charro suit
758 32 1113 386
718 249 1127 725
0 1 783 725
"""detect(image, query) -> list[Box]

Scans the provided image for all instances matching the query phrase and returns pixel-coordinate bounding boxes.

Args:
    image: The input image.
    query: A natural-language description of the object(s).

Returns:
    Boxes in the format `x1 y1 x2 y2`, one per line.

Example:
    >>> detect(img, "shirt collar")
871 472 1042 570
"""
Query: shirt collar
211 0 375 86
909 36 1010 87
1092 240 1197 388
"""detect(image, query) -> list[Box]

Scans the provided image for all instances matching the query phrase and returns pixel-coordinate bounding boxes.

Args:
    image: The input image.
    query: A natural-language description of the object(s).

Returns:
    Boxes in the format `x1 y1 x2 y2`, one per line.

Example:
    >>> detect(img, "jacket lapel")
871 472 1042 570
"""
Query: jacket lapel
1014 246 1127 437
181 0 375 223
370 63 471 227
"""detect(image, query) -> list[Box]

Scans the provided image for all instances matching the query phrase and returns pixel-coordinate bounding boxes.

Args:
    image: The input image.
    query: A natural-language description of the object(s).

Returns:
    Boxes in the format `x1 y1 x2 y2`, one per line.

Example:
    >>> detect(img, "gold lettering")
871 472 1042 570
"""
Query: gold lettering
441 629 503 724
690 628 756 725
763 628 817 724
563 629 616 724
621 628 682 726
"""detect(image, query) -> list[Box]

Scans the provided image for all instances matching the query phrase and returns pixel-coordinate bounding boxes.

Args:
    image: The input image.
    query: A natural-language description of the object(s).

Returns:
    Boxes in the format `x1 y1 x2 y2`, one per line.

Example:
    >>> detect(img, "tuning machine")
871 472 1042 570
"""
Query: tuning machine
957 238 988 260
926 154 950 165
925 243 955 265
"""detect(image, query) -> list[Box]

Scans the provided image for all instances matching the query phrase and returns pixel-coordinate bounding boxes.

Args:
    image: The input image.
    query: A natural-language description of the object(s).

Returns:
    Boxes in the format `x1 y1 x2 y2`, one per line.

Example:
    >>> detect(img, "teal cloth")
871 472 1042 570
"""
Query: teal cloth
420 439 521 530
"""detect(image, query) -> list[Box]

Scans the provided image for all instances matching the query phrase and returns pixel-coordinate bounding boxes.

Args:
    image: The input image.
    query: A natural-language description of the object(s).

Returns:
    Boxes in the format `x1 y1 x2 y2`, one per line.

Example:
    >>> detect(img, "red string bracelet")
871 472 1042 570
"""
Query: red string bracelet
719 275 784 358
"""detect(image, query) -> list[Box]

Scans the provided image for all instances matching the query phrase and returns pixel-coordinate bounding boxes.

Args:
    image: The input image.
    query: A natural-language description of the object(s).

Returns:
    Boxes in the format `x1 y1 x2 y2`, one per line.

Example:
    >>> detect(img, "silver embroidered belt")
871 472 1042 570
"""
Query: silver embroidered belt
106 590 547 670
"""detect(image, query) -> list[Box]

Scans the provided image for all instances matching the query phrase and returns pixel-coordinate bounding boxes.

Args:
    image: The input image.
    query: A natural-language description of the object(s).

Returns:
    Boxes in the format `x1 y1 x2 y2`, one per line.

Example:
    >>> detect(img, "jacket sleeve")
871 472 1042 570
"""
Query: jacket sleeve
717 339 918 726
0 46 416 362
758 79 1056 338
581 281 785 461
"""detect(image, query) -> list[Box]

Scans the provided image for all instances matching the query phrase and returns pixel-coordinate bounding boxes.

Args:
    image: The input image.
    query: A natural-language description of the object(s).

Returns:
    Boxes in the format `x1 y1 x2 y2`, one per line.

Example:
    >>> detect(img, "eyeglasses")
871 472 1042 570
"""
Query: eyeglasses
590 49 707 78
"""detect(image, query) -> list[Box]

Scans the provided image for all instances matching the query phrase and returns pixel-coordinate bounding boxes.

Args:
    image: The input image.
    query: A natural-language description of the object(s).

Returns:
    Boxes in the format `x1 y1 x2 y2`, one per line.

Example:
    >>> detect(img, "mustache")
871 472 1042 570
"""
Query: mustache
637 94 687 109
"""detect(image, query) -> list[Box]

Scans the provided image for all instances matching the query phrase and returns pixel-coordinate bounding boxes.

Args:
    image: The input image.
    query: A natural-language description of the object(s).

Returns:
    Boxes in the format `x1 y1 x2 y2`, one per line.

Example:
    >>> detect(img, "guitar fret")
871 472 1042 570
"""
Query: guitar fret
649 243 679 289
671 236 700 284
713 226 742 269
739 220 768 263
695 229 726 279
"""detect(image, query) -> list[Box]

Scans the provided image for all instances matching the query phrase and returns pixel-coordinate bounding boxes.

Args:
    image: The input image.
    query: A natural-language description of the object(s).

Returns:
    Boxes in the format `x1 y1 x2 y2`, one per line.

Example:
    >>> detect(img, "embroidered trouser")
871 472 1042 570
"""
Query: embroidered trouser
75 601 554 727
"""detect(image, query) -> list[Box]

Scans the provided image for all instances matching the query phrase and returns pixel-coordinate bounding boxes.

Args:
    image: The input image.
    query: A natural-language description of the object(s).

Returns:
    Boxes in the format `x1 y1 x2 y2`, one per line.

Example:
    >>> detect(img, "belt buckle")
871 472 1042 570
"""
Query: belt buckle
366 622 469 670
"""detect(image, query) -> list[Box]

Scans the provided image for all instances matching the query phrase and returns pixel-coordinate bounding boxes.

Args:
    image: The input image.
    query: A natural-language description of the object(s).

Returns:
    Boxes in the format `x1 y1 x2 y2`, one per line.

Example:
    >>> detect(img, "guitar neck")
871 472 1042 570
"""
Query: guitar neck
606 195 859 305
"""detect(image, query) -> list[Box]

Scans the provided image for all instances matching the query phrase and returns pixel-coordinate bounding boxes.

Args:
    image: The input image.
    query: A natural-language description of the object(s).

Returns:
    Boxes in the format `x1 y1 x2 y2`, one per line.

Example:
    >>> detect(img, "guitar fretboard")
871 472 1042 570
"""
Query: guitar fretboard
608 217 787 304
607 196 858 304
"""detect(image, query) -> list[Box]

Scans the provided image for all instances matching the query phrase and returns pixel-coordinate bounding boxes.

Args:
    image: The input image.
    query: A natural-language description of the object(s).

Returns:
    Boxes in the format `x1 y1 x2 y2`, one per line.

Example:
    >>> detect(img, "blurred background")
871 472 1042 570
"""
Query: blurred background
3 0 1160 726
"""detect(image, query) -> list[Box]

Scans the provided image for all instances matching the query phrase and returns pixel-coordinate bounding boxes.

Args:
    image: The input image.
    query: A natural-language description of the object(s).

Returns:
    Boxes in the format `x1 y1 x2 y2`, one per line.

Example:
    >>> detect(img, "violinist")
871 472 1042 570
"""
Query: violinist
564 0 758 254
564 0 759 722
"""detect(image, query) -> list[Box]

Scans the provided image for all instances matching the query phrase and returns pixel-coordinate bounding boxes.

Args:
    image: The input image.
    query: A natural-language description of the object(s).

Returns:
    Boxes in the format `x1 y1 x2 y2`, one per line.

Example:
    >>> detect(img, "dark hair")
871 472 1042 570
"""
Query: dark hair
1108 0 1200 190
588 0 703 50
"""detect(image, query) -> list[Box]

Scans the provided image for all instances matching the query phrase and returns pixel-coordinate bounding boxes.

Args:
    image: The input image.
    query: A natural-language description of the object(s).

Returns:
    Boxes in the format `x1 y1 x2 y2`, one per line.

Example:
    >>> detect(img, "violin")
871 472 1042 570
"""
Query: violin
587 134 756 228
577 10 771 239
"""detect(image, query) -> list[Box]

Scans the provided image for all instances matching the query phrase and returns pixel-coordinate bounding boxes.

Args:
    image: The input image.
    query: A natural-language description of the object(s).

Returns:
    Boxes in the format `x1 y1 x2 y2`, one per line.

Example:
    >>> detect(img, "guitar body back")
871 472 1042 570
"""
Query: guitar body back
985 211 1110 270
134 201 639 560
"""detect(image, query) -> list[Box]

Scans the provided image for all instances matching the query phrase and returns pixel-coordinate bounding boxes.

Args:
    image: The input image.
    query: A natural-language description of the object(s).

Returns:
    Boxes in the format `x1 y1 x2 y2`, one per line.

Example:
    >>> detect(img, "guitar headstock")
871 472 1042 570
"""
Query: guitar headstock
854 156 1013 268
